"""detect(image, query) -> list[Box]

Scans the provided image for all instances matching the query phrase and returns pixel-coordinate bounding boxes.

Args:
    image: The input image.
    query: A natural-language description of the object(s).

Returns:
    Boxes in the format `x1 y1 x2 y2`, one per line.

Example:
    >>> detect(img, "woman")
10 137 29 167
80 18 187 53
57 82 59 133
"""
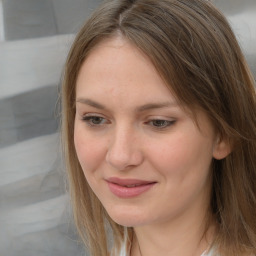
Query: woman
61 0 256 255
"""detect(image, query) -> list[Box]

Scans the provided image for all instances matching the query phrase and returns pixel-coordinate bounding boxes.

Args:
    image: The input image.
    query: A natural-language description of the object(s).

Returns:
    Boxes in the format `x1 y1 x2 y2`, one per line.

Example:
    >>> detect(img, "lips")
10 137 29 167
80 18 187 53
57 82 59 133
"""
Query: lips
106 177 156 198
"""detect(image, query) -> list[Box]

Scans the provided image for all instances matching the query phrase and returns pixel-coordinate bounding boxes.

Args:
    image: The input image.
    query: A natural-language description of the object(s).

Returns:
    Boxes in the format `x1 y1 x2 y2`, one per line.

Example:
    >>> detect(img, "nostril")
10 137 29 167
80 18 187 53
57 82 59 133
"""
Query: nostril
105 144 143 170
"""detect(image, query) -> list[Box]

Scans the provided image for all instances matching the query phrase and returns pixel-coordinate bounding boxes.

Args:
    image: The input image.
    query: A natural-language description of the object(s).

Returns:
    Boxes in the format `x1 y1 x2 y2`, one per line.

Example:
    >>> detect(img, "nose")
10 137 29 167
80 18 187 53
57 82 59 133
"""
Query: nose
106 126 143 171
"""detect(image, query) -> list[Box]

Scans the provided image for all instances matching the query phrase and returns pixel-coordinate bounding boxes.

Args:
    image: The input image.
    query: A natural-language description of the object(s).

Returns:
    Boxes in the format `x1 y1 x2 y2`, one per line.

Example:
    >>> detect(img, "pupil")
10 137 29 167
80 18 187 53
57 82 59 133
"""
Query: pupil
92 117 102 124
154 120 166 126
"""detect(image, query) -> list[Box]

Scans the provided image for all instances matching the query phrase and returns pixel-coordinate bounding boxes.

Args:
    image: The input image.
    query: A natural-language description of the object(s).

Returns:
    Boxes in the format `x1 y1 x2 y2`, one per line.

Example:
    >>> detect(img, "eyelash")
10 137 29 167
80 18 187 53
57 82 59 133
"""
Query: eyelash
146 119 176 129
81 115 176 129
82 115 108 126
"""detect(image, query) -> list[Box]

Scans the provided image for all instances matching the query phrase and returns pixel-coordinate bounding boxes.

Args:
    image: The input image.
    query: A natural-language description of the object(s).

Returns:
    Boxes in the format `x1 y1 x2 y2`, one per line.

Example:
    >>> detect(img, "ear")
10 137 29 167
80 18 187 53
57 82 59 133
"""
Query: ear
213 136 232 160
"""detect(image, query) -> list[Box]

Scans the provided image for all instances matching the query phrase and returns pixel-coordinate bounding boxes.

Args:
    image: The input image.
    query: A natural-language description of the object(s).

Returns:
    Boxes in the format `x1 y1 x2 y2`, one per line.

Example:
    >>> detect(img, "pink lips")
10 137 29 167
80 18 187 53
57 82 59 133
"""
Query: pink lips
106 177 156 198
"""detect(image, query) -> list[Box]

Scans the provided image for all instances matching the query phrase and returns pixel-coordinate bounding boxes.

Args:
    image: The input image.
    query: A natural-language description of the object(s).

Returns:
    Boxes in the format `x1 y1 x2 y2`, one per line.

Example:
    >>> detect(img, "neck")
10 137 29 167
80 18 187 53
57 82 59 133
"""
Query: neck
131 210 215 256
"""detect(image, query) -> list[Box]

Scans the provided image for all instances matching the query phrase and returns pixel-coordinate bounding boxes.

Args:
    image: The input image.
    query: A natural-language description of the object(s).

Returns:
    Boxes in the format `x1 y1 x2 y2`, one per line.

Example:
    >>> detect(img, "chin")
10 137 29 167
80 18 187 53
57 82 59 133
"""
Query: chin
110 215 146 227
105 206 149 227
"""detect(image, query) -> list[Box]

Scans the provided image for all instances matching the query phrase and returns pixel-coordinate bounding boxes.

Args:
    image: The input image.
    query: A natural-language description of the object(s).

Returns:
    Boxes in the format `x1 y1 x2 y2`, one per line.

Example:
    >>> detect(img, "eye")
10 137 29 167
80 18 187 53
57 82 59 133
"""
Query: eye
82 115 108 126
148 119 175 129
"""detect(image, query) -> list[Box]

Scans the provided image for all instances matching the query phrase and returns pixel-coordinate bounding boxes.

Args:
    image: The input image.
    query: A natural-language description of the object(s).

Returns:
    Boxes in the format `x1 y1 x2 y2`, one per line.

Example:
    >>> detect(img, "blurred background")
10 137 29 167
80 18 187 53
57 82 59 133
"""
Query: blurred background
0 0 255 255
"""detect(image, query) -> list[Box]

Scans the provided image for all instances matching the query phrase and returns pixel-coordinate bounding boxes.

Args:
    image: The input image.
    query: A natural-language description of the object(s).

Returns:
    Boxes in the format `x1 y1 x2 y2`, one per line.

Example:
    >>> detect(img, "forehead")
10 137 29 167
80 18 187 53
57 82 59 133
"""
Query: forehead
76 36 176 101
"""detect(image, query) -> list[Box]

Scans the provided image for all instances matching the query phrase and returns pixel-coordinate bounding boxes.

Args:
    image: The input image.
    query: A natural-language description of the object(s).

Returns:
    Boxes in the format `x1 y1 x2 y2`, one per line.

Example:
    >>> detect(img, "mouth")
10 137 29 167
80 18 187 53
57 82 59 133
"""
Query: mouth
121 184 145 188
106 177 156 198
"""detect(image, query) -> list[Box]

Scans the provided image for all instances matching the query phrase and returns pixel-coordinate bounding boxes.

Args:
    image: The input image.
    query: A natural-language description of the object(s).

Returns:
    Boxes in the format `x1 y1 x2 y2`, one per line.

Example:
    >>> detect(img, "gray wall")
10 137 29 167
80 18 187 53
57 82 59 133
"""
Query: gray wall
0 1 102 256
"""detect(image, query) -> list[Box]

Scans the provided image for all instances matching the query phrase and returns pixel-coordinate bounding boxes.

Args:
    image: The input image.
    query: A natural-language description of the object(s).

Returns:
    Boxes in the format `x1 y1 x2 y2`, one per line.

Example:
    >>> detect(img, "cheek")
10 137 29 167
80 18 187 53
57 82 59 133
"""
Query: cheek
74 126 106 173
148 132 214 181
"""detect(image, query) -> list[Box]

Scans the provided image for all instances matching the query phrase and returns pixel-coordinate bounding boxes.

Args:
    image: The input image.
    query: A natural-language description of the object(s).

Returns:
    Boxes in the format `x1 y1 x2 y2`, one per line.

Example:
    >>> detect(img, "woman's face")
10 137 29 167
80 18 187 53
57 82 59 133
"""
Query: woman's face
74 37 224 227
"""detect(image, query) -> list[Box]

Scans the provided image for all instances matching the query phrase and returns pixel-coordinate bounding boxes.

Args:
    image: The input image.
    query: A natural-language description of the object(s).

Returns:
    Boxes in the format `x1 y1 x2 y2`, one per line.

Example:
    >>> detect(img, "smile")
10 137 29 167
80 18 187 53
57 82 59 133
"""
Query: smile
123 184 141 188
106 177 156 198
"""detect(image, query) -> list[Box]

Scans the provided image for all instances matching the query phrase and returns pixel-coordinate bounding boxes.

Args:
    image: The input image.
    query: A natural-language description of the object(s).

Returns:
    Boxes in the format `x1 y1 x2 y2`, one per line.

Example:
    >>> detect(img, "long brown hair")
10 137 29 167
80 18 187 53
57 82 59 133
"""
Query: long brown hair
61 0 256 255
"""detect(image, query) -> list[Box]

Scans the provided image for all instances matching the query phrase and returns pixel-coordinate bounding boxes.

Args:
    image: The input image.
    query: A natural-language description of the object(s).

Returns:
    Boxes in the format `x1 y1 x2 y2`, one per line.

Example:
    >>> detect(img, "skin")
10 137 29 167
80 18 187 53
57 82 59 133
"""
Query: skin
74 36 230 256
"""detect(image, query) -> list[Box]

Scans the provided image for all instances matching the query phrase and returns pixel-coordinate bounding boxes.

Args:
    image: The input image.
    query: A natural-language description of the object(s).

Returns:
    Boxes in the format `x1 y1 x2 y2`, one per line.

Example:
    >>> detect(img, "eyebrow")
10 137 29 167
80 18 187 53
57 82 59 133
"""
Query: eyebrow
76 98 105 109
76 98 177 112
